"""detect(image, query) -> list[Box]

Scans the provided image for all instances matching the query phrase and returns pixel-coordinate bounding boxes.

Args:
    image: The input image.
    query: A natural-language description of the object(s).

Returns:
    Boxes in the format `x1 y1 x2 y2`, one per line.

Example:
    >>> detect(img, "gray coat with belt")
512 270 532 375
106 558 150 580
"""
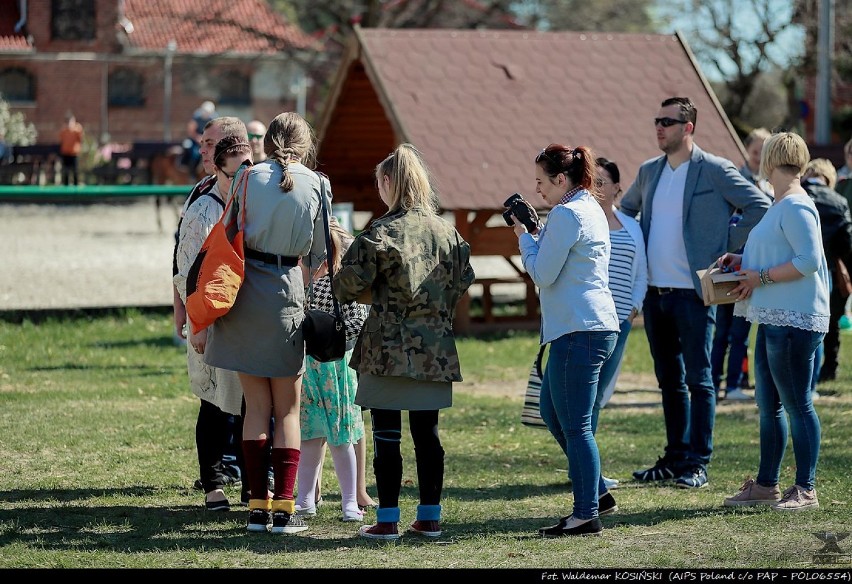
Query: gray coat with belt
619 144 770 297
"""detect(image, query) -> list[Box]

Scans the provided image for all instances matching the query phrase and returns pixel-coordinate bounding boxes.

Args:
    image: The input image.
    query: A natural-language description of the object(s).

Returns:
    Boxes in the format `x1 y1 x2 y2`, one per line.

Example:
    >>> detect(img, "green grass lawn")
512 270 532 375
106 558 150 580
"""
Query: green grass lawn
0 309 850 569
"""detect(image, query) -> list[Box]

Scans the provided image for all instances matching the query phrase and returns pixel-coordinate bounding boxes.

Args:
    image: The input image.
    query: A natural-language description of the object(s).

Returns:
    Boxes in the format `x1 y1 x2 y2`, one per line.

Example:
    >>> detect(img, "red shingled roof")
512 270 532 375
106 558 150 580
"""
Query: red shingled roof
320 28 746 212
123 0 315 53
0 0 31 52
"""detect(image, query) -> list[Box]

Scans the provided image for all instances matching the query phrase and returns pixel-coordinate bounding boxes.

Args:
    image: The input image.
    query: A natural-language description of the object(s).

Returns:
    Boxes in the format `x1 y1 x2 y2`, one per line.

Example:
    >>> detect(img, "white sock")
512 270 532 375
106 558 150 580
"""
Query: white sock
295 438 324 510
328 442 360 516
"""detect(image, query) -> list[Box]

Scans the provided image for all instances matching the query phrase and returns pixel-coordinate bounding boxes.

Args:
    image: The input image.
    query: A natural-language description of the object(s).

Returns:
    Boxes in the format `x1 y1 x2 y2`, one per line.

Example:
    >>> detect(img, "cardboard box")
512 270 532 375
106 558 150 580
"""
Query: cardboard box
696 264 748 306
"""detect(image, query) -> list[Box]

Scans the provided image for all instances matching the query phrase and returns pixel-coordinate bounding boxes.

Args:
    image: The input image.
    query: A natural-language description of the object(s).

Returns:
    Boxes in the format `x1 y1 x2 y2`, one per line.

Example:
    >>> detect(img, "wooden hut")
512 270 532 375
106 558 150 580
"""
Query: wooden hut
315 27 747 333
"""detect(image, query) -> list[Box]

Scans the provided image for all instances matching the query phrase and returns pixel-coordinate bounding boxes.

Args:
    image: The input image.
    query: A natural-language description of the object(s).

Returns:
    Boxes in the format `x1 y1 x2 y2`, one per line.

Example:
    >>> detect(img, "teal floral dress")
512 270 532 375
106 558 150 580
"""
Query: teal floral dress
299 274 368 446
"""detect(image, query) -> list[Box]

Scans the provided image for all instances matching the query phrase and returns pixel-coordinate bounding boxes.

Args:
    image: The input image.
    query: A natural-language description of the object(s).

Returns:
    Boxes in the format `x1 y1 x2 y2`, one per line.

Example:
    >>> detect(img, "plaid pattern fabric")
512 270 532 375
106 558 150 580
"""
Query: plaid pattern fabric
308 275 367 345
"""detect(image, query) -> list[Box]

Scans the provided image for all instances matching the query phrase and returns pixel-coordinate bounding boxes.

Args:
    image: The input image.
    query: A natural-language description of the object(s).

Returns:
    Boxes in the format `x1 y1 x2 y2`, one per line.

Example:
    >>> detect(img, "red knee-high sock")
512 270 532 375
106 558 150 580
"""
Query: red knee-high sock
242 439 269 500
271 447 300 501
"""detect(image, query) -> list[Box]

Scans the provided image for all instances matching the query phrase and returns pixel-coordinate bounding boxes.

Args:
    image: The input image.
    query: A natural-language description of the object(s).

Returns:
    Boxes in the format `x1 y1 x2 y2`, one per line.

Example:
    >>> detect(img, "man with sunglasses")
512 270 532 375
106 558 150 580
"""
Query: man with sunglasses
247 120 268 163
619 96 770 489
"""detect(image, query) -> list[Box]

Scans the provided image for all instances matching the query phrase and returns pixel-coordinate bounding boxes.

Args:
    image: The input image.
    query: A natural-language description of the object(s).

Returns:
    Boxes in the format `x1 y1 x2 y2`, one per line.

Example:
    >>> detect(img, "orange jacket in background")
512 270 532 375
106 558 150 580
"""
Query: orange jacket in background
59 123 84 156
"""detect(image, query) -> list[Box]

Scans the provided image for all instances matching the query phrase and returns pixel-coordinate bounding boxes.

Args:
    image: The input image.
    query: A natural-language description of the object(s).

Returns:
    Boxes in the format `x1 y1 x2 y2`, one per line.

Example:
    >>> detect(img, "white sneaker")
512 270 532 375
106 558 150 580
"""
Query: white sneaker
602 476 620 490
725 388 753 401
812 391 821 400
295 504 317 517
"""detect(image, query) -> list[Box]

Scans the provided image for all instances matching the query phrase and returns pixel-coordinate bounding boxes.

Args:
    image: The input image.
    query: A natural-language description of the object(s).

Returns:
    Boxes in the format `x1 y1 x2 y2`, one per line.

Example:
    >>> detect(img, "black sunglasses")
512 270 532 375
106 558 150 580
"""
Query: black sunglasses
248 133 264 140
654 117 687 128
536 148 556 164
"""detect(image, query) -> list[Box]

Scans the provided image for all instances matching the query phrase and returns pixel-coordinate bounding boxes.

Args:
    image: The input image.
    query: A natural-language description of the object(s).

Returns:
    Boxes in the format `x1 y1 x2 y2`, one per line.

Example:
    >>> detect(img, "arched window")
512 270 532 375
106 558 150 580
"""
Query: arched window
217 71 251 106
0 68 35 103
108 68 145 107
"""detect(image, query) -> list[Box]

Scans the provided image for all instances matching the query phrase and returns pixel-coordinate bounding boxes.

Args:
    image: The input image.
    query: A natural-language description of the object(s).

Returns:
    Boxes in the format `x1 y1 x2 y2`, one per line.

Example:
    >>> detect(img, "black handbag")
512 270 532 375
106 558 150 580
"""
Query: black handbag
303 175 347 362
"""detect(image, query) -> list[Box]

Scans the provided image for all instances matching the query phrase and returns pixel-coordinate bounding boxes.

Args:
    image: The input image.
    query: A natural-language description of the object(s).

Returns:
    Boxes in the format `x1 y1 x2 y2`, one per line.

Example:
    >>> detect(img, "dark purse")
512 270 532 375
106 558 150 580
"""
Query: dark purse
303 175 347 362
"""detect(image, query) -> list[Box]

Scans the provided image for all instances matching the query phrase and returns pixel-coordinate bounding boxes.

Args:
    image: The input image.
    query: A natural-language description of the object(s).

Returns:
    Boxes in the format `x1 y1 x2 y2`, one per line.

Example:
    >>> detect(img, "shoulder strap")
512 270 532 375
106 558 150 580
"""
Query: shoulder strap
172 175 219 277
318 174 342 320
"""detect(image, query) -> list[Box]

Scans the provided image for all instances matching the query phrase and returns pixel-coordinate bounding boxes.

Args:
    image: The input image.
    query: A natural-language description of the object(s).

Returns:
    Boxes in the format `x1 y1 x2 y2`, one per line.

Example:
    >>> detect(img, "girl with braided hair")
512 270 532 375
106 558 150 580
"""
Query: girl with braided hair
205 112 330 535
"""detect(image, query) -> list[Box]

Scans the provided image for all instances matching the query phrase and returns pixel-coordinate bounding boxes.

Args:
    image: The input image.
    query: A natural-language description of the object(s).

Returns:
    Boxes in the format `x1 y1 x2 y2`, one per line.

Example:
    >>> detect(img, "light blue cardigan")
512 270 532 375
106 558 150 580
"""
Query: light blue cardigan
735 193 830 333
519 190 619 344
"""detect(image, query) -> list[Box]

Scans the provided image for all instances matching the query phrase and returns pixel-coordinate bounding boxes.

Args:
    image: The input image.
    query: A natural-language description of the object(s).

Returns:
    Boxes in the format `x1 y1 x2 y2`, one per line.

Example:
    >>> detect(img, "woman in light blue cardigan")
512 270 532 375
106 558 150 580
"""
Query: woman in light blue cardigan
510 144 619 537
718 132 829 512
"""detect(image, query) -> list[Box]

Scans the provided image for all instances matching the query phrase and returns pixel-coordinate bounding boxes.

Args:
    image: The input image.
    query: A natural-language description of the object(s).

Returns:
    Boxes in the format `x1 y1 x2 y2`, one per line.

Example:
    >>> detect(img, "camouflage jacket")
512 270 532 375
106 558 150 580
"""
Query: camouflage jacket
333 208 475 382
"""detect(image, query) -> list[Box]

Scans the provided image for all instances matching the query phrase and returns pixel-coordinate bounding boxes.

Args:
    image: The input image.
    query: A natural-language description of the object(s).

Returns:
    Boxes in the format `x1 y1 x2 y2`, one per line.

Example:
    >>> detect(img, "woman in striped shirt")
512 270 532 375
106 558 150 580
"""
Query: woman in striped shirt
592 158 648 434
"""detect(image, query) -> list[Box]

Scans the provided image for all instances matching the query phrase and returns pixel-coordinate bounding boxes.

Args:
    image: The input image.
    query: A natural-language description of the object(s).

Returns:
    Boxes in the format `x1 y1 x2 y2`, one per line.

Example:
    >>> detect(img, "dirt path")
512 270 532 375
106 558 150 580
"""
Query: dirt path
0 200 525 311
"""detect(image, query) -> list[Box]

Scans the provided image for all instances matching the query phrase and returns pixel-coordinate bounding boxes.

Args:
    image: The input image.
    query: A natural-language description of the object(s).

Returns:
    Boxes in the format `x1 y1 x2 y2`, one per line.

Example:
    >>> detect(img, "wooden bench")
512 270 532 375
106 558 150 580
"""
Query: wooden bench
474 276 539 324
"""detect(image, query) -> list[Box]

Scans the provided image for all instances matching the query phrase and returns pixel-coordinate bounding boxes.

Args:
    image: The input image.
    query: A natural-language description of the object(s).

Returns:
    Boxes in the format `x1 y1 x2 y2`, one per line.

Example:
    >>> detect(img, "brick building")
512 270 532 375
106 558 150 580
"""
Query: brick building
0 0 317 146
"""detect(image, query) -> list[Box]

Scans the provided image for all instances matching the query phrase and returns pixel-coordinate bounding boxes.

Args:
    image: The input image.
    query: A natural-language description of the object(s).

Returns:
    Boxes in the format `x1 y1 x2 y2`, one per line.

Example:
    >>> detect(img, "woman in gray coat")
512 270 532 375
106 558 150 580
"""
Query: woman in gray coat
205 112 328 535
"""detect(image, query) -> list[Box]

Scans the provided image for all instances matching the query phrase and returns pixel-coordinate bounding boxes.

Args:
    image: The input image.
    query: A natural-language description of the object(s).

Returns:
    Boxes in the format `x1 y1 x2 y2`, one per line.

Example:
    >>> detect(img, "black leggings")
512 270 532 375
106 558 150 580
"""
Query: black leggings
370 409 444 509
196 399 231 493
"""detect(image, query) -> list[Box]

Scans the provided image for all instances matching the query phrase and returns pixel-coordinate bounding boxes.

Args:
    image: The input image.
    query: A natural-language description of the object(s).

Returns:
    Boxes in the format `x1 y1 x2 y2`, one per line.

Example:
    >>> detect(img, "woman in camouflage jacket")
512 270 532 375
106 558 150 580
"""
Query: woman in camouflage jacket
334 143 475 541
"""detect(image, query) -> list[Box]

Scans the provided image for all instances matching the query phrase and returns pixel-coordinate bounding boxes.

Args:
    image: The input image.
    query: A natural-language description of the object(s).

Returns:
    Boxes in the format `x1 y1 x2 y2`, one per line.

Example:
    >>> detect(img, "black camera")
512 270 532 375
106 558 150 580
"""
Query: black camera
502 193 539 232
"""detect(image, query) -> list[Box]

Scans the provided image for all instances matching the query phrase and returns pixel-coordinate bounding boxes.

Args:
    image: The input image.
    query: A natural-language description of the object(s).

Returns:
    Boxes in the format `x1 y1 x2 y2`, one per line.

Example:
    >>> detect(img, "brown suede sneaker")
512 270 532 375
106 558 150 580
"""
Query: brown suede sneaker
723 478 782 507
771 485 819 512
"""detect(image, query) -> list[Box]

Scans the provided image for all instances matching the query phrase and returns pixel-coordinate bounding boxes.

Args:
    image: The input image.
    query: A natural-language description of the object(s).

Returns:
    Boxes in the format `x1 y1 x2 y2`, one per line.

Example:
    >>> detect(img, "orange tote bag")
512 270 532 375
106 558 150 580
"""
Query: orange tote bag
186 167 250 333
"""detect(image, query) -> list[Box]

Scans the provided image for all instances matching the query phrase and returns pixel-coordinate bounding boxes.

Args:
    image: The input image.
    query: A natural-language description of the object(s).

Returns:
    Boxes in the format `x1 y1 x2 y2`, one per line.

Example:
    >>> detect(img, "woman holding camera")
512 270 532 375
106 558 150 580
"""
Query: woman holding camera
510 144 619 537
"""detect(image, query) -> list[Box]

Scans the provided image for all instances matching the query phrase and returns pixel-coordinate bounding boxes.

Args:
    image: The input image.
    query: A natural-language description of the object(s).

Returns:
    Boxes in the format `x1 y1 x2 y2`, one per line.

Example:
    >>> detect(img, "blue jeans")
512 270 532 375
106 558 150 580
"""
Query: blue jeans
643 288 716 469
710 302 752 390
811 342 823 392
592 317 632 434
754 324 823 490
540 330 617 519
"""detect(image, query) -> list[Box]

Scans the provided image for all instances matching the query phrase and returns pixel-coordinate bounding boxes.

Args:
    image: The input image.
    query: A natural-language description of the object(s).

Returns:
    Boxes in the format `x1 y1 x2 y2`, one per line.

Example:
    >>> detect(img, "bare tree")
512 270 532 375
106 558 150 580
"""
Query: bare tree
658 0 804 132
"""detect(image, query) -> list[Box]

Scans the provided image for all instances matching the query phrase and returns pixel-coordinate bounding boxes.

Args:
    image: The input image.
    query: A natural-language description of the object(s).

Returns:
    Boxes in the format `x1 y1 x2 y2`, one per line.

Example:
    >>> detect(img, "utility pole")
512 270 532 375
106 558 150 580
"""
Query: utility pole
163 40 177 142
815 0 834 145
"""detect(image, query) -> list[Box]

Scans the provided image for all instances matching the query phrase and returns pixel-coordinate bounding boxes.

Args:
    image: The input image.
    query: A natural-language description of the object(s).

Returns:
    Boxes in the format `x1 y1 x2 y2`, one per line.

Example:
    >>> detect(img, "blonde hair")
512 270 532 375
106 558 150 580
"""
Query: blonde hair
375 143 439 214
264 112 316 191
806 158 838 190
760 132 810 179
327 217 354 273
744 127 771 147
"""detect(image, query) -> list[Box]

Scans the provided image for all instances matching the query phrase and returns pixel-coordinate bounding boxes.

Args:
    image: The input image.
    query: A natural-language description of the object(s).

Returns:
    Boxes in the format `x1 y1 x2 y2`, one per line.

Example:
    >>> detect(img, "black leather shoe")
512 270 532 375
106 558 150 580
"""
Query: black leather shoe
540 516 603 537
599 491 618 516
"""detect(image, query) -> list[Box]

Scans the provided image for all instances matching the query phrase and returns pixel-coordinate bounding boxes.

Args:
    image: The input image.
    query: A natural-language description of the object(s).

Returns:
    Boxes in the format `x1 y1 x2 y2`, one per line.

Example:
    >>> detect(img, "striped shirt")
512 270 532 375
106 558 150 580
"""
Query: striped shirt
608 227 637 321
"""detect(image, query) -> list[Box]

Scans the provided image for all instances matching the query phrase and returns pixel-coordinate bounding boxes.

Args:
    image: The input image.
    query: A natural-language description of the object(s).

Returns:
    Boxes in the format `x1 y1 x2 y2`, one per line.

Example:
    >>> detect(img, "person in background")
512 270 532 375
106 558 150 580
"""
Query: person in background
801 158 852 387
837 139 852 341
720 131 829 512
836 137 852 202
514 144 619 537
247 120 268 163
180 119 203 180
620 97 770 489
712 127 772 402
334 143 475 541
193 101 219 136
593 157 648 492
204 112 328 535
172 119 251 512
0 132 12 165
59 112 84 186
296 218 369 523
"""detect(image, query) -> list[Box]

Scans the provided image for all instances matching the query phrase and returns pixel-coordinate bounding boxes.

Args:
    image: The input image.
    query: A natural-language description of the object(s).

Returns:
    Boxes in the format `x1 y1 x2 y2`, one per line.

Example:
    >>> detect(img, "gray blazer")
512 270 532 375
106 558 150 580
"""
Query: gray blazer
620 144 770 296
